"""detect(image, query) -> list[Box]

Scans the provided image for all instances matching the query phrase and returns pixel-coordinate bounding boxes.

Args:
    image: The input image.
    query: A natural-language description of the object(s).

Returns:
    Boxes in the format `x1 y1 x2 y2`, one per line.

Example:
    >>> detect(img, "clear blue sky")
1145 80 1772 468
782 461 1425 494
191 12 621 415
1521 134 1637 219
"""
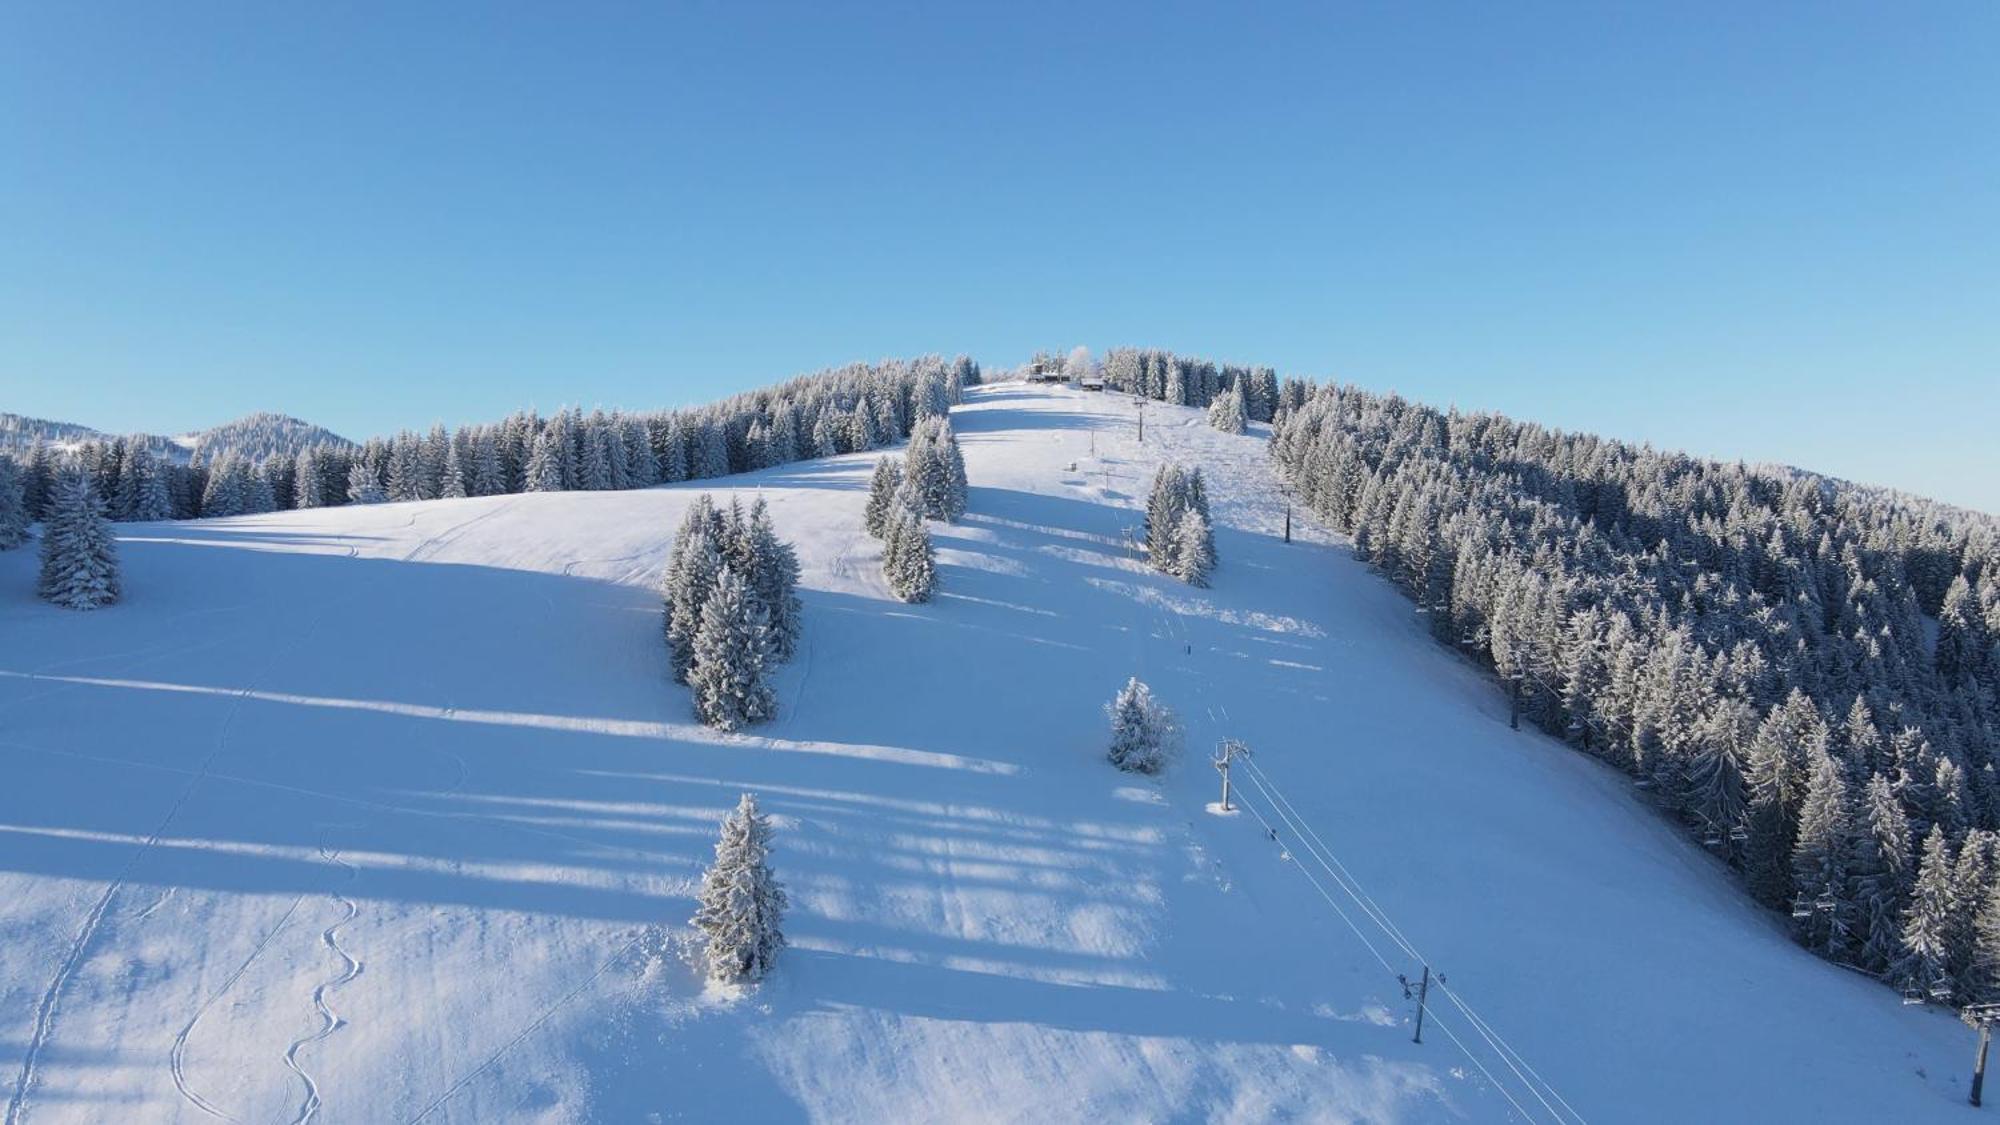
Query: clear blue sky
3 3 1994 511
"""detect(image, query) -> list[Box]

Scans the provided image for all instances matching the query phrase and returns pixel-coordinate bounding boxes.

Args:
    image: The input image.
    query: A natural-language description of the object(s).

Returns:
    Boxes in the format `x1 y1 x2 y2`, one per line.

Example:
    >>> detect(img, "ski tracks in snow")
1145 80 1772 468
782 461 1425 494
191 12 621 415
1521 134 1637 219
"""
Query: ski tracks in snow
279 827 364 1125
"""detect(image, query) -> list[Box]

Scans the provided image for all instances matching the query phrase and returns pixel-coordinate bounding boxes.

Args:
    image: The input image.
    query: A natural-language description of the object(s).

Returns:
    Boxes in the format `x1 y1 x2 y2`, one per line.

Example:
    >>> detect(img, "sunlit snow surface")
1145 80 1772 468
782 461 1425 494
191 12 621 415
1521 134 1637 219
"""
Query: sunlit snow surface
0 384 1974 1122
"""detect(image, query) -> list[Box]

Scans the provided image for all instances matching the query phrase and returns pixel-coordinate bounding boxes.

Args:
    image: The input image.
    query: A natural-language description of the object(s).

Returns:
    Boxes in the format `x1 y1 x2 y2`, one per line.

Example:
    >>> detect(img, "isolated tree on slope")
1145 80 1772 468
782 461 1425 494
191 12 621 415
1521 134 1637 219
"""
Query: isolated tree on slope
0 456 28 550
693 792 787 984
1106 677 1176 774
1207 380 1247 435
38 467 120 610
864 457 903 539
688 566 777 731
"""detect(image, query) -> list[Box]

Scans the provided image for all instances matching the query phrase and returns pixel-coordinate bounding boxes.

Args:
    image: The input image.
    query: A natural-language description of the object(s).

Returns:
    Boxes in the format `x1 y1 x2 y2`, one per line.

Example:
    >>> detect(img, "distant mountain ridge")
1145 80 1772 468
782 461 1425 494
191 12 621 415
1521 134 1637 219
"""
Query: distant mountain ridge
0 410 351 464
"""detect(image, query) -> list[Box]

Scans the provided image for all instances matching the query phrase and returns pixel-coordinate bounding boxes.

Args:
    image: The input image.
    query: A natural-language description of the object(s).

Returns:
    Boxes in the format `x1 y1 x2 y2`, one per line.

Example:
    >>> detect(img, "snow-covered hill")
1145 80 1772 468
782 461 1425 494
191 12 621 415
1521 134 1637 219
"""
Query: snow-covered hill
0 384 1977 1122
0 411 349 463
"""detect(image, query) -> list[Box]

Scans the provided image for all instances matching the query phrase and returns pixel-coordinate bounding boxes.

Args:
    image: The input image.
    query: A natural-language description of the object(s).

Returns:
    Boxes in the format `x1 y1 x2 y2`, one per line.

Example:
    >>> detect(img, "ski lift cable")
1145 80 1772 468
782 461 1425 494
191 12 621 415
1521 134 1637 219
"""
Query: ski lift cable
1228 785 1548 1125
1239 761 1586 1125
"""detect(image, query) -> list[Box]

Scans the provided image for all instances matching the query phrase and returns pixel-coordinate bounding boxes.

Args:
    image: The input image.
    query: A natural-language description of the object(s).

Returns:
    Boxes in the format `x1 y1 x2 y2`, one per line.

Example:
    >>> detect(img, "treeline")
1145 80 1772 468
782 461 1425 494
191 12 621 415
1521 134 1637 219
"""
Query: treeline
0 355 980 522
1275 377 2000 1003
1120 346 2000 1006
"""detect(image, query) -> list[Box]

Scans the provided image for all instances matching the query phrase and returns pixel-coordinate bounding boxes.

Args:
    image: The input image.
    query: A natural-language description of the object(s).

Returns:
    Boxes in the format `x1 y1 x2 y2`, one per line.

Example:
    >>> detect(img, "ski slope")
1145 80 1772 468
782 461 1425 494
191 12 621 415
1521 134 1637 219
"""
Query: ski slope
0 383 1978 1122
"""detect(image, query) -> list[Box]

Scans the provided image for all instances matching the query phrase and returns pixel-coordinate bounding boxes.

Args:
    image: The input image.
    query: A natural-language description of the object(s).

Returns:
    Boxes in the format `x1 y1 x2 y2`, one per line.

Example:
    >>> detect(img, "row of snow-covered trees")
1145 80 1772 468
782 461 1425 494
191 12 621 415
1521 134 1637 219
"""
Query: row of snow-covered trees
1100 348 1299 424
1145 464 1216 587
661 496 803 732
0 355 981 525
1238 362 2000 1005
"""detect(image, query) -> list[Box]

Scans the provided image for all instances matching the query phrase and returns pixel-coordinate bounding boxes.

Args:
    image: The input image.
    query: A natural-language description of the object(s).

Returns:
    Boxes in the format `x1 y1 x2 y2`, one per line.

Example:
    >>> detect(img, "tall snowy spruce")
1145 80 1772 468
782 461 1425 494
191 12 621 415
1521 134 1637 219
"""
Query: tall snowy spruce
1106 677 1176 774
905 416 967 522
665 526 723 685
1207 379 1248 435
347 460 388 504
37 467 121 610
1146 464 1216 585
741 499 803 661
864 457 904 539
524 432 564 493
692 793 787 985
1895 826 1960 1004
0 455 28 550
687 566 777 732
883 501 936 604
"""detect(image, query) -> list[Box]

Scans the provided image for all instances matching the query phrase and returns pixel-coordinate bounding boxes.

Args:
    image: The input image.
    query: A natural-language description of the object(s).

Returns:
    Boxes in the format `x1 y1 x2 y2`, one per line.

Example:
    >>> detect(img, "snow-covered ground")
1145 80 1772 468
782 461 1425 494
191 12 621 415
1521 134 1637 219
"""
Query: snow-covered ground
0 383 1979 1122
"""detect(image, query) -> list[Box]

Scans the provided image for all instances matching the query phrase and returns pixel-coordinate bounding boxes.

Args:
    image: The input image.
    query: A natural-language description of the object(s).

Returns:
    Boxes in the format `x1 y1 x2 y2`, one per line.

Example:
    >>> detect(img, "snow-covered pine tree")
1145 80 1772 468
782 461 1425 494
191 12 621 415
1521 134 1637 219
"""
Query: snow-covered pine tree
347 459 388 504
294 446 327 508
37 466 120 610
1895 826 1960 1004
884 504 936 603
691 792 788 985
471 430 506 496
666 525 723 684
0 456 29 549
131 446 173 521
524 432 564 492
1169 505 1216 587
440 441 468 499
1145 464 1188 569
1852 772 1913 975
1106 677 1175 774
1791 750 1855 958
864 457 903 539
687 566 777 731
742 499 803 660
1207 380 1247 434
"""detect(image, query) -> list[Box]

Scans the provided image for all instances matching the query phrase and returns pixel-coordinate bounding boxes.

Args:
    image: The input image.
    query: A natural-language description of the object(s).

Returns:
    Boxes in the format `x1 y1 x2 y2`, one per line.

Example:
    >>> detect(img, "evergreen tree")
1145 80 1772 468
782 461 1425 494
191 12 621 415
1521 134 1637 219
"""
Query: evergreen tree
688 566 777 731
1207 380 1248 434
883 503 936 603
1791 750 1855 958
665 527 723 684
742 499 803 659
524 432 564 493
1170 505 1216 587
440 441 468 499
470 430 506 497
864 457 904 539
1895 826 1960 1004
0 456 28 549
1852 773 1913 975
347 459 388 504
692 792 787 984
1106 677 1176 774
37 467 120 610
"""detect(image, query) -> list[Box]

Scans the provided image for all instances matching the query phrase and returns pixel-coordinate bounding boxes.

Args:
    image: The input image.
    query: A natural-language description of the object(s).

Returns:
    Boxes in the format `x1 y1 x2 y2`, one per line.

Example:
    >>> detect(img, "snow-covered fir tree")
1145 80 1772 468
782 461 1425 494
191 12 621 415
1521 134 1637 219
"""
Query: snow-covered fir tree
905 416 967 522
524 432 564 493
1106 677 1176 774
665 524 724 684
740 499 803 660
883 501 936 603
347 459 388 504
1169 505 1216 587
1895 826 1960 1004
864 457 903 539
1207 379 1247 434
439 441 468 499
0 455 29 549
687 566 777 731
1146 464 1216 584
37 466 120 610
691 792 787 985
